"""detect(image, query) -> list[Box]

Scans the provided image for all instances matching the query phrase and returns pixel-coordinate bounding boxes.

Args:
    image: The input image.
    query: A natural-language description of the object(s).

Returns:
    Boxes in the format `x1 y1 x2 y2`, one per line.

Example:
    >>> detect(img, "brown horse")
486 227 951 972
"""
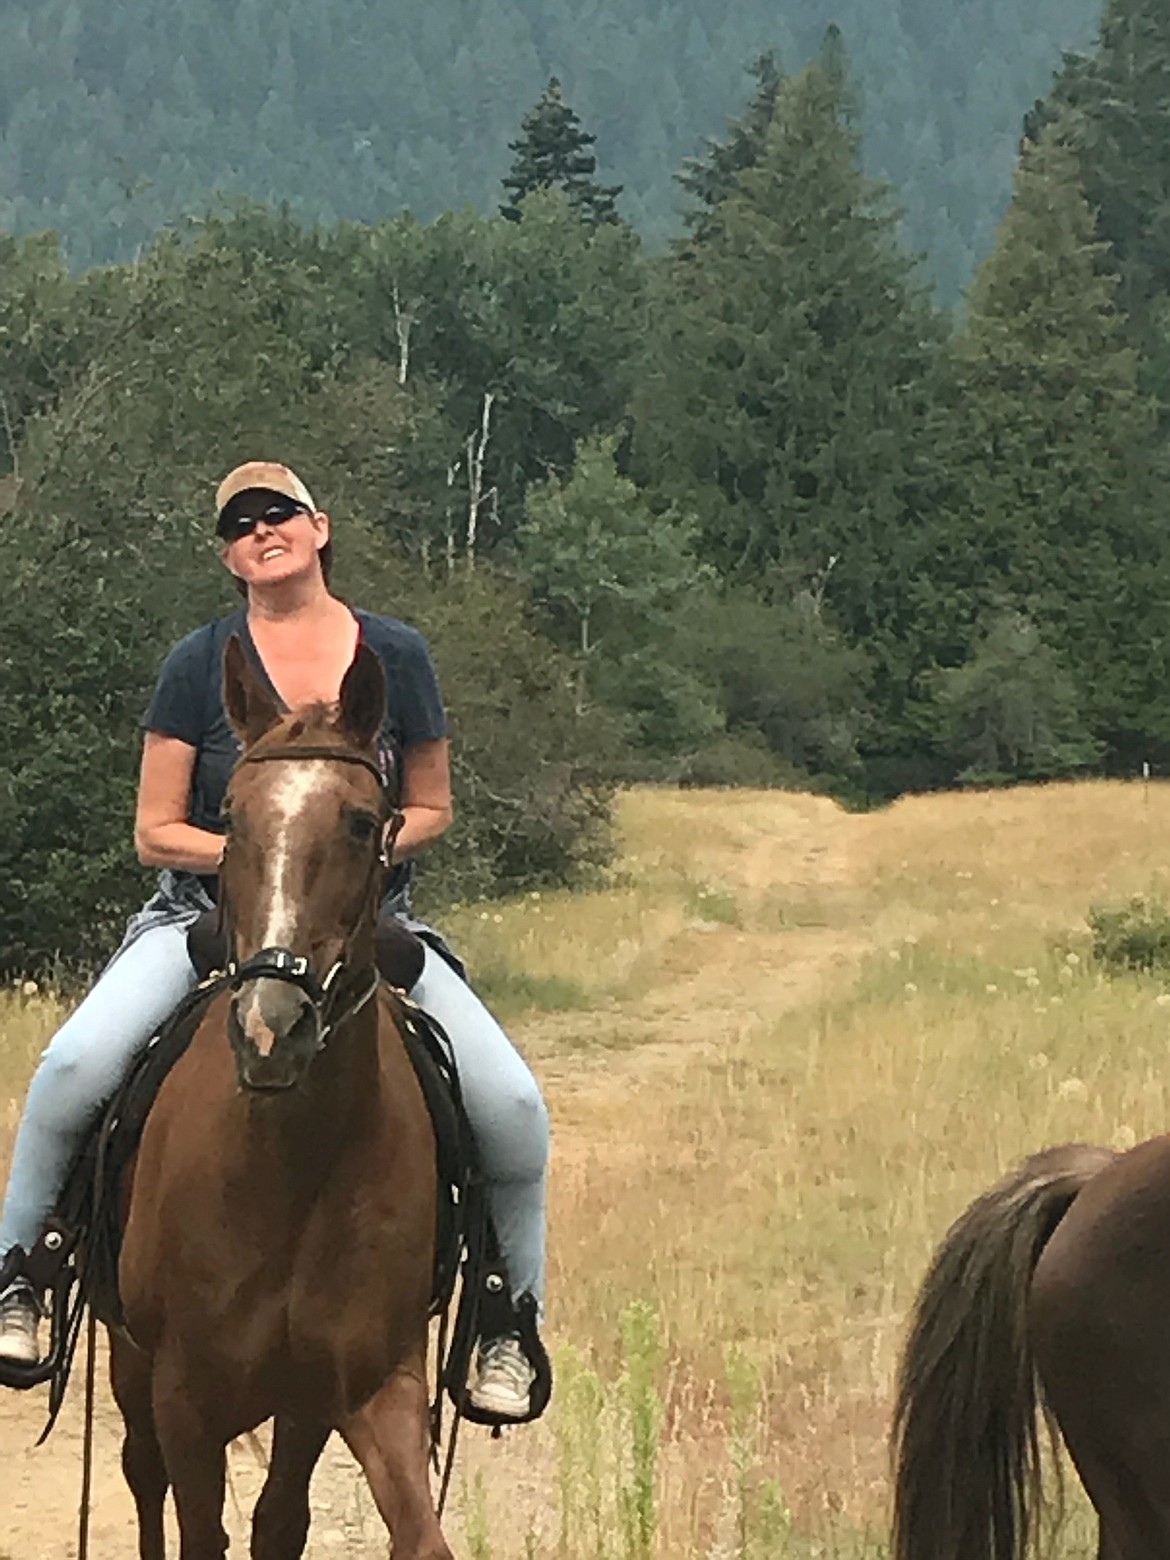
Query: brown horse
891 1136 1170 1560
109 636 451 1560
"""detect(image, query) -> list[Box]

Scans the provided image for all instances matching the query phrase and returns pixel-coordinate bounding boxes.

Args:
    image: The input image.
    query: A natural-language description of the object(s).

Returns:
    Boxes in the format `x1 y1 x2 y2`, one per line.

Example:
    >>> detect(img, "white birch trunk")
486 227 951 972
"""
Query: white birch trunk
392 283 414 387
465 391 495 570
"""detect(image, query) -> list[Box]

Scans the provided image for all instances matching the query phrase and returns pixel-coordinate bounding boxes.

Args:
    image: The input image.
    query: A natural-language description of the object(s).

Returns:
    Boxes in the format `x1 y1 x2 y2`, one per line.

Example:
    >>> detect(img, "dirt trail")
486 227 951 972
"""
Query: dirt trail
1 791 876 1557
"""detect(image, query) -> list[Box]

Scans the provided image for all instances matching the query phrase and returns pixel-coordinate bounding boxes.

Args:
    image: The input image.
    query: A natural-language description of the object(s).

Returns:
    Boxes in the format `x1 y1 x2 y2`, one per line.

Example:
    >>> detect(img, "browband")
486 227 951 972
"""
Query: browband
240 744 389 798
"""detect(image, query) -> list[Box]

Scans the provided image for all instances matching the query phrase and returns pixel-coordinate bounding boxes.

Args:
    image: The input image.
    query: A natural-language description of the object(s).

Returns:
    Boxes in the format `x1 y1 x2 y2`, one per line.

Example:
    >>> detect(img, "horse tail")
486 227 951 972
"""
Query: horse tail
891 1142 1117 1560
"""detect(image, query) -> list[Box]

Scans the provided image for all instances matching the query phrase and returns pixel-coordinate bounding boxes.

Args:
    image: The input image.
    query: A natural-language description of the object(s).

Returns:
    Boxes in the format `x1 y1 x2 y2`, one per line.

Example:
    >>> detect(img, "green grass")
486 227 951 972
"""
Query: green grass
681 878 741 927
470 963 594 1020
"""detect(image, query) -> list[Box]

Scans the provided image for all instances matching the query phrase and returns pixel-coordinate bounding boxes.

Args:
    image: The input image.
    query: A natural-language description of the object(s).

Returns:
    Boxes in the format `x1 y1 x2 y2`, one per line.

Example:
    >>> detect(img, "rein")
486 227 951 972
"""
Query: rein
225 741 399 1048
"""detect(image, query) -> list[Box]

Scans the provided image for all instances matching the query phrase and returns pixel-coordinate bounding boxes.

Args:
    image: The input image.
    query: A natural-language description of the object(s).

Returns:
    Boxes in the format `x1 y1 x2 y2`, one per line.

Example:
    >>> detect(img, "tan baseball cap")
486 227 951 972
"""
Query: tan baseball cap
215 461 317 522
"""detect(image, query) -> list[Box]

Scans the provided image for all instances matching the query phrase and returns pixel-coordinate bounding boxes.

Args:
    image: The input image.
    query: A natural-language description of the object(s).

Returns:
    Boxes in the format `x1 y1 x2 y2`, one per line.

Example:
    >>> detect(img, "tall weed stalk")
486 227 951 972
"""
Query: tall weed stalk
618 1301 663 1560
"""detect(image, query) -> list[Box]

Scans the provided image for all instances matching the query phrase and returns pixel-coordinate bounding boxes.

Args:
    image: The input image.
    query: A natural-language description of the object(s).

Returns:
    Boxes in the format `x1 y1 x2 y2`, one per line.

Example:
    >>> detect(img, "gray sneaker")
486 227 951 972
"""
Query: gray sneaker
0 1280 42 1365
468 1335 535 1419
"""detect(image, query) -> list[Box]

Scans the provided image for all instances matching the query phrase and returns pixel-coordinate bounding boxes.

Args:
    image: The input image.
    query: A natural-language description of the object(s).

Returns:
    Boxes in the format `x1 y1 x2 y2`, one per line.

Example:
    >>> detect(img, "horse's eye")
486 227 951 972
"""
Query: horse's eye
347 811 378 845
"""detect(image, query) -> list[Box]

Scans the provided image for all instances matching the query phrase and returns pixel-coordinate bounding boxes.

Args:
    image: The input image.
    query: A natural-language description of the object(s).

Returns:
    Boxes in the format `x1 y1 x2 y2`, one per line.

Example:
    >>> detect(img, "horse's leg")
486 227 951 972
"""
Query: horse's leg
151 1362 230 1560
341 1362 452 1560
250 1415 331 1560
108 1330 169 1560
163 1432 229 1560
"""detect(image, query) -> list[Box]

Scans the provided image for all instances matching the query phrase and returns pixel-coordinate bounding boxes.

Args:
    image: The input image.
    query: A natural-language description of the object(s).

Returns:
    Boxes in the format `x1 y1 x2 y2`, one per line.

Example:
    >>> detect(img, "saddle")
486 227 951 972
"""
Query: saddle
0 918 552 1434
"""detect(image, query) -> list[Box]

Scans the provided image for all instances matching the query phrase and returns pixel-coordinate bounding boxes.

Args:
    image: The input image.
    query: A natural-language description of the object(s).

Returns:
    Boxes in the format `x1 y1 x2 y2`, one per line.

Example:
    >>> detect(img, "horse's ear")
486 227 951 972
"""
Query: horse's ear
337 643 385 749
223 634 281 747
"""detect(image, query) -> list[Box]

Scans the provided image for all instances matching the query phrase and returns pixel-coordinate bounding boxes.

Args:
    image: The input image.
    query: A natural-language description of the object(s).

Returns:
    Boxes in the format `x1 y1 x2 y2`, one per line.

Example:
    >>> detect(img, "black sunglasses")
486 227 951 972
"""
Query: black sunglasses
217 497 311 543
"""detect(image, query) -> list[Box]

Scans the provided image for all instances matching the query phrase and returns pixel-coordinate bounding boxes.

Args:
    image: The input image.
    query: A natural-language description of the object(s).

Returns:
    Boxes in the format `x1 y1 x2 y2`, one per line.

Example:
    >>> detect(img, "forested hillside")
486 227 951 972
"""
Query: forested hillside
0 0 1101 294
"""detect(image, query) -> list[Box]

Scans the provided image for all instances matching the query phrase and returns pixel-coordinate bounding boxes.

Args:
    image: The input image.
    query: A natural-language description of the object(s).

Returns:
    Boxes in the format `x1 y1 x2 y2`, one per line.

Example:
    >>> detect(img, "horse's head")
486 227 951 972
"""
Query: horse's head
219 634 391 1092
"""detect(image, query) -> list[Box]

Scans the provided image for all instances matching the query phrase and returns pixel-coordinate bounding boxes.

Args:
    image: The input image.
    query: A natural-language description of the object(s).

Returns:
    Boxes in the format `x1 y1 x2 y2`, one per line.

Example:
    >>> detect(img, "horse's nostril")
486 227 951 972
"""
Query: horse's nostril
287 1000 321 1054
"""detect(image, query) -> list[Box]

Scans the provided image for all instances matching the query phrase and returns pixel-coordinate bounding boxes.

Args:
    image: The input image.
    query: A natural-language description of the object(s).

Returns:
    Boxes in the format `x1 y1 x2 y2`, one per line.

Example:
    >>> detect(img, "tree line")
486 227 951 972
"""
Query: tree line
0 0 1166 973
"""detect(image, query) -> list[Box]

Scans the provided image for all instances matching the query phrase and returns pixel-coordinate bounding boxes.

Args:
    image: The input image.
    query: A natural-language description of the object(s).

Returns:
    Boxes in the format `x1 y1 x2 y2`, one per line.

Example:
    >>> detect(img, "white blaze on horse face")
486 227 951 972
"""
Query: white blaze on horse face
257 762 321 948
238 762 322 1043
260 761 322 942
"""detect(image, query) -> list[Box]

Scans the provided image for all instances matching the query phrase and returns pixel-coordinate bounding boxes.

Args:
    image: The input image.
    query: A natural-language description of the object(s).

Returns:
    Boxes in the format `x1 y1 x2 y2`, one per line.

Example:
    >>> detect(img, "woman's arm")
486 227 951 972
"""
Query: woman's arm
137 728 451 873
135 732 227 873
392 738 454 862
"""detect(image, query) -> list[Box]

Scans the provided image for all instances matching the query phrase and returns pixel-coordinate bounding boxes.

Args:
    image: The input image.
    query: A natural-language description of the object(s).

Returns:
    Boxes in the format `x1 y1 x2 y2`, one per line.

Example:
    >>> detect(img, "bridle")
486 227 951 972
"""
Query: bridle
223 742 401 1049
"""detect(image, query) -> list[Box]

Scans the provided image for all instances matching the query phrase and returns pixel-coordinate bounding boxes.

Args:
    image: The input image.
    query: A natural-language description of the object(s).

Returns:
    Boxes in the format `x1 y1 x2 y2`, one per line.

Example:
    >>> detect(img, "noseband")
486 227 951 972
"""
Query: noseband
225 742 399 1046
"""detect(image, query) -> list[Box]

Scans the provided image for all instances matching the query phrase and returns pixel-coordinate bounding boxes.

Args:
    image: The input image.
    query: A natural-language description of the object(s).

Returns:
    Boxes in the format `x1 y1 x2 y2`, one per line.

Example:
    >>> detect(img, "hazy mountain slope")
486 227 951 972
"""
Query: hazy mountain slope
0 0 1102 287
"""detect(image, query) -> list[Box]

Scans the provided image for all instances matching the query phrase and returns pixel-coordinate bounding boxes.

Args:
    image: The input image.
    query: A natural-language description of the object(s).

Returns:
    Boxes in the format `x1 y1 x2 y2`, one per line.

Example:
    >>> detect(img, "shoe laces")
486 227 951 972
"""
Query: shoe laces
0 1280 41 1327
478 1335 533 1389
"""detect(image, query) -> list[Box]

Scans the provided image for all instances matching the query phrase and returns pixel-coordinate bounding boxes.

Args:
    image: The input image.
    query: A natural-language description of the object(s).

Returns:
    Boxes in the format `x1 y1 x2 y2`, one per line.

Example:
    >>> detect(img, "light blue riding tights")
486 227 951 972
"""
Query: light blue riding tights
0 896 549 1307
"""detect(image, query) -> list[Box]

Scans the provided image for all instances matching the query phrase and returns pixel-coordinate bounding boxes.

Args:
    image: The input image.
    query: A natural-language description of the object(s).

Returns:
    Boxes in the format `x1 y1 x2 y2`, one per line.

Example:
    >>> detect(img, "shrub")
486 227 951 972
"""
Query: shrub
1088 896 1170 976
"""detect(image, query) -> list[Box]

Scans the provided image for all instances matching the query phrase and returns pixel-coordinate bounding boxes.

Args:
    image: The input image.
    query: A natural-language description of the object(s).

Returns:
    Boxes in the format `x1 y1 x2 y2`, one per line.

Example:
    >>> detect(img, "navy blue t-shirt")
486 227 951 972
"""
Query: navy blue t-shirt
142 606 447 905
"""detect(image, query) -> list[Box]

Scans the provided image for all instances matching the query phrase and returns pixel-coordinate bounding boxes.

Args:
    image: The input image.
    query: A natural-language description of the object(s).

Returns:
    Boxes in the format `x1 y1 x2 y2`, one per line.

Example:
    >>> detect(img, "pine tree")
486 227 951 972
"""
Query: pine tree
942 125 1170 767
676 50 783 236
500 78 622 225
1025 0 1170 400
818 24 859 126
639 60 942 663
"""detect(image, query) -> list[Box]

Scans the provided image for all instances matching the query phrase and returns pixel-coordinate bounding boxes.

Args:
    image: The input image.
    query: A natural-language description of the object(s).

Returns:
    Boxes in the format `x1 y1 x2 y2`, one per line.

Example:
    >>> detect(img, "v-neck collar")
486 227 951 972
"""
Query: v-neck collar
233 606 365 715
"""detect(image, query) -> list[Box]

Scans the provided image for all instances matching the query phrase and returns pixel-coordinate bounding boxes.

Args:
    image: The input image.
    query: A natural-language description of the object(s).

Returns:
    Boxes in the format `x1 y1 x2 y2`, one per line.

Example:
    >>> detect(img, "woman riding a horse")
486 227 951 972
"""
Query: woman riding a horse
0 461 548 1424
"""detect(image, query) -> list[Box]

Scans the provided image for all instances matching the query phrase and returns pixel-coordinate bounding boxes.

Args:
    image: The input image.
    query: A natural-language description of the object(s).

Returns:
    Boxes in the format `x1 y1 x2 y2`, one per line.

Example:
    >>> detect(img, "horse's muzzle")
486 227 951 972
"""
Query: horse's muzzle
228 979 322 1092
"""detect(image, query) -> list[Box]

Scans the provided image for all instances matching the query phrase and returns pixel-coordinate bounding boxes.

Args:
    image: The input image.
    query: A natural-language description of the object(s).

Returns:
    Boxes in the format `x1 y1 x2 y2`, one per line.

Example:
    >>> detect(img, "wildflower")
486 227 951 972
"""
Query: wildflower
904 982 918 995
20 980 38 997
889 949 901 961
1111 1125 1137 1152
1028 1052 1050 1070
1057 1077 1088 1102
493 914 504 924
1065 952 1081 967
985 984 998 995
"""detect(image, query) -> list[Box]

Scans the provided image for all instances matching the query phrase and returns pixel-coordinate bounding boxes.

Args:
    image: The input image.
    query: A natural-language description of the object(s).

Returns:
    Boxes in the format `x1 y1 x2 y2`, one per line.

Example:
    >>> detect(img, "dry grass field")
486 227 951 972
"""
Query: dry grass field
5 778 1170 1556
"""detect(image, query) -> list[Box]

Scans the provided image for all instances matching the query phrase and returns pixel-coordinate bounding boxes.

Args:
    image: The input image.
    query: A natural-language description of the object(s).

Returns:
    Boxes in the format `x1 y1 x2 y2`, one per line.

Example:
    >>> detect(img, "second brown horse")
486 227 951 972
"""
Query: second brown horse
110 636 450 1559
893 1135 1170 1560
